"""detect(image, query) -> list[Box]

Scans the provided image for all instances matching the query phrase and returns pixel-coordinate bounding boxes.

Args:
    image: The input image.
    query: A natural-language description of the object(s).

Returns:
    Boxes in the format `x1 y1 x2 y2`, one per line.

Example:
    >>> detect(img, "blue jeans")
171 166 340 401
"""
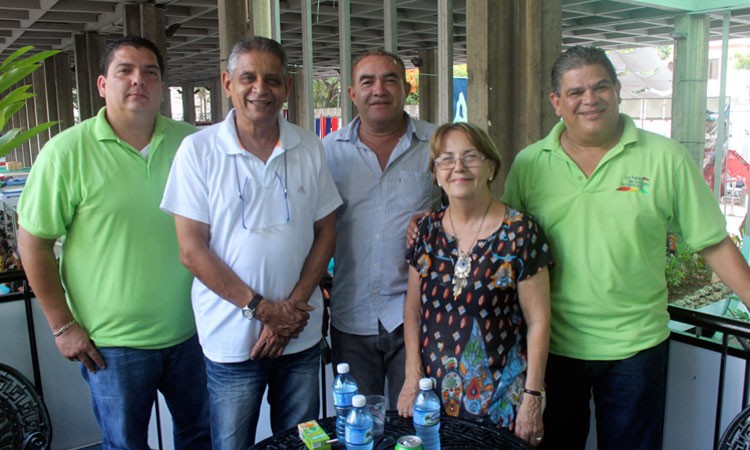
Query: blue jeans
331 323 405 407
541 340 669 450
81 334 211 450
205 343 321 449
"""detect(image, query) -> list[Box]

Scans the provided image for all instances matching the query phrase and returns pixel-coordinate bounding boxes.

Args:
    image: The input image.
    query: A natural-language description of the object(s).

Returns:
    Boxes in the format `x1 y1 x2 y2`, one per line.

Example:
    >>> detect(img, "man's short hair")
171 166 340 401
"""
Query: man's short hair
429 122 501 182
227 36 289 77
550 46 618 95
351 48 407 83
100 35 165 78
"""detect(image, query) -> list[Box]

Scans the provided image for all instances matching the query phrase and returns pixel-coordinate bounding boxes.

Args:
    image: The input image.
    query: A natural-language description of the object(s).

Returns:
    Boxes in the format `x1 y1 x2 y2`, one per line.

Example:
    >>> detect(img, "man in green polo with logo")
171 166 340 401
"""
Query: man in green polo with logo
504 45 750 450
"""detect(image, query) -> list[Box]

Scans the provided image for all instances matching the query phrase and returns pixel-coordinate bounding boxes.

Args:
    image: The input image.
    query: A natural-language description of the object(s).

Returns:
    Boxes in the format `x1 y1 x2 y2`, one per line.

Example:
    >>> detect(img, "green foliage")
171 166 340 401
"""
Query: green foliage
735 53 750 71
656 46 672 61
666 235 711 297
0 46 60 157
313 77 341 108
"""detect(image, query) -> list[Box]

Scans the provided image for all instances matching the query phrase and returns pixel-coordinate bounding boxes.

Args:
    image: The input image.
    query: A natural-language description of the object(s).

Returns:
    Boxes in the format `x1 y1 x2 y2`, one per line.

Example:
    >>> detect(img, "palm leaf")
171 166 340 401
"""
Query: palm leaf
0 122 58 158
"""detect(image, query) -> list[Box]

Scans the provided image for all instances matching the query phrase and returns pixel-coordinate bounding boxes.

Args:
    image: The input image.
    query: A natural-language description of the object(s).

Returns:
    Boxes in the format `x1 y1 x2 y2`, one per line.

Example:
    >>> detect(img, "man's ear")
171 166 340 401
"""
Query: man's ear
221 71 232 98
549 92 562 117
96 75 107 98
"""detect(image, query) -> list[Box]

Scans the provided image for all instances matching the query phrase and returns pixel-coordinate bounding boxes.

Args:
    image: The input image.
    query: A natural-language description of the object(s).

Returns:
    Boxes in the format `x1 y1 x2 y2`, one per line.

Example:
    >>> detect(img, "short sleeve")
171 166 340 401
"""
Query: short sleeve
17 148 76 239
671 152 727 251
312 141 343 221
511 213 553 283
406 213 432 269
160 136 211 224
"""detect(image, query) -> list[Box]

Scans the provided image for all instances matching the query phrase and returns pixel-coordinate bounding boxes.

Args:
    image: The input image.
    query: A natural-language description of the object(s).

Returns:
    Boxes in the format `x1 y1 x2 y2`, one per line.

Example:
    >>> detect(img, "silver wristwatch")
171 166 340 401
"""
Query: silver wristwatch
241 293 264 320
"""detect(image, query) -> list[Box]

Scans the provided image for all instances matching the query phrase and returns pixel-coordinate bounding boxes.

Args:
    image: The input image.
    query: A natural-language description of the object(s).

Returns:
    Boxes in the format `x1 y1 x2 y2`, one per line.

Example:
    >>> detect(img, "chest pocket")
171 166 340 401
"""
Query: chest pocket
397 171 436 213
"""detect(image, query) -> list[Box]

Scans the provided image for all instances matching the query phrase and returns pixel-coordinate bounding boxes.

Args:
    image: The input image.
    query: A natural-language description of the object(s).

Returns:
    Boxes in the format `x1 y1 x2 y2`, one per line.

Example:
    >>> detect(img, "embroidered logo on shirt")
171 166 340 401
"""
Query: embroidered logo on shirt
297 185 307 194
616 175 650 194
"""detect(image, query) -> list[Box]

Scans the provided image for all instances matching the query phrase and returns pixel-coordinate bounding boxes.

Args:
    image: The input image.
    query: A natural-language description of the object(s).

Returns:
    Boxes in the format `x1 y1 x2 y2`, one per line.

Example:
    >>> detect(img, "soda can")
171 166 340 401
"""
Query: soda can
395 435 424 450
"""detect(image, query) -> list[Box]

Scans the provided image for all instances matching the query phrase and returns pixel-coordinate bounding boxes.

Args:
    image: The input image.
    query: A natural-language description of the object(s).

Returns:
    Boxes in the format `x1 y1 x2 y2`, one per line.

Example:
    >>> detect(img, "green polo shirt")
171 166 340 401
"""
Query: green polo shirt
503 114 726 360
18 107 197 349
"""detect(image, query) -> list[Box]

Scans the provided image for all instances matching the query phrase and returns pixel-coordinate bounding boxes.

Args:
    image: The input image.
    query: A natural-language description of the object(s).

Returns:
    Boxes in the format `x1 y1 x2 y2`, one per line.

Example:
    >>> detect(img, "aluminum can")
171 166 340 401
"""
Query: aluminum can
395 435 424 450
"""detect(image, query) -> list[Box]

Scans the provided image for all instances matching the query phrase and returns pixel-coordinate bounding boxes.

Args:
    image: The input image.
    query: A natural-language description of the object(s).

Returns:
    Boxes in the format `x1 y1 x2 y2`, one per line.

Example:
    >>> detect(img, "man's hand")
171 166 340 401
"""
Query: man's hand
55 324 106 372
256 298 313 338
406 210 432 250
250 326 290 359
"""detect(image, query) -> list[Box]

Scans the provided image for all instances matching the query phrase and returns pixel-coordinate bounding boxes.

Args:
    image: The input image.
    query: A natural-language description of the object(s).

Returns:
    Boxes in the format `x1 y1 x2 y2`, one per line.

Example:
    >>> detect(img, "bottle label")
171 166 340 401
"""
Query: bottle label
414 409 440 427
345 427 373 444
333 390 357 407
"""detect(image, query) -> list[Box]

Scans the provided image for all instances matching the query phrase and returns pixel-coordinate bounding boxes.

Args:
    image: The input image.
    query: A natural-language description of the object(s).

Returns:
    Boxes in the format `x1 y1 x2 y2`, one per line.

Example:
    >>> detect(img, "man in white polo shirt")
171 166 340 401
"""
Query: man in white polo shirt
160 36 341 449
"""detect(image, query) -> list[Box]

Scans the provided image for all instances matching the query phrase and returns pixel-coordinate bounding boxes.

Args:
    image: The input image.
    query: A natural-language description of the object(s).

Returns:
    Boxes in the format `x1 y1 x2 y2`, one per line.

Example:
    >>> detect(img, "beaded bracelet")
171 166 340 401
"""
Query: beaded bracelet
53 319 77 337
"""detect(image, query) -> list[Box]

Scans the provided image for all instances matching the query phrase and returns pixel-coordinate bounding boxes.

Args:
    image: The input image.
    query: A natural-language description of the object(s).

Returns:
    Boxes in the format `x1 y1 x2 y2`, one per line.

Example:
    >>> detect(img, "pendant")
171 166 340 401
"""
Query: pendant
453 254 471 298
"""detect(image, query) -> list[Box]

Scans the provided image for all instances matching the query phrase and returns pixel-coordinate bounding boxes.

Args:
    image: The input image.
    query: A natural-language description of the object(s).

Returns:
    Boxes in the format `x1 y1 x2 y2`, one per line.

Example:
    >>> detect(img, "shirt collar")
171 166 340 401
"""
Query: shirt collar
93 106 164 149
217 109 298 157
542 113 637 154
337 112 423 145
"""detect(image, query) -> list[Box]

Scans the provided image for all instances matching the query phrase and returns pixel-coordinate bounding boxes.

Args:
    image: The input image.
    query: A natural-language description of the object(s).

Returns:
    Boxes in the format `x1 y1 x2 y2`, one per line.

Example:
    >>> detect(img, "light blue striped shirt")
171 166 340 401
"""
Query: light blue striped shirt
323 114 441 335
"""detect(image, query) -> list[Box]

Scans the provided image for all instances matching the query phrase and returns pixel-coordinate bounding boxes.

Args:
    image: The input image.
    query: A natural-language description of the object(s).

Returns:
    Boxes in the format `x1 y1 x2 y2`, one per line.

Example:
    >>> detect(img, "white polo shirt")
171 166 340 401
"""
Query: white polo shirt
161 110 342 362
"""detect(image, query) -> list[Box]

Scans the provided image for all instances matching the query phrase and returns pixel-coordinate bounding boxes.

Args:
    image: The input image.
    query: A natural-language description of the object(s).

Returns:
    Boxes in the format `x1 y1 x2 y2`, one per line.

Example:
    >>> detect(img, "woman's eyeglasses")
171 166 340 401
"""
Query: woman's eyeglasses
433 152 487 170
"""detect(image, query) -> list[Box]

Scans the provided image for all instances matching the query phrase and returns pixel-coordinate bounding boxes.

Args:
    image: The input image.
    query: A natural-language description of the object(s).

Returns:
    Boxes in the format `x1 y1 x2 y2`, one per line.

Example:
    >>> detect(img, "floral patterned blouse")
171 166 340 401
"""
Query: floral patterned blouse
407 206 552 429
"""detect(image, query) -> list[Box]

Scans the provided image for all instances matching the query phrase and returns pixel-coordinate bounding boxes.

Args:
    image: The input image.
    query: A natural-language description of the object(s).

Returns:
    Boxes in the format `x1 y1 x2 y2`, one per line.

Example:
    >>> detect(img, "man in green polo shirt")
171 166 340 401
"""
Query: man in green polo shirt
503 46 750 450
17 35 210 449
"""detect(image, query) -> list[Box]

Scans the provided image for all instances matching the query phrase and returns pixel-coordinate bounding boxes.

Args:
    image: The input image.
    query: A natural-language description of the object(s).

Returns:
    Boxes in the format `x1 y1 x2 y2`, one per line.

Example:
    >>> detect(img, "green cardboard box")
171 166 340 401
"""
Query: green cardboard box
298 419 331 450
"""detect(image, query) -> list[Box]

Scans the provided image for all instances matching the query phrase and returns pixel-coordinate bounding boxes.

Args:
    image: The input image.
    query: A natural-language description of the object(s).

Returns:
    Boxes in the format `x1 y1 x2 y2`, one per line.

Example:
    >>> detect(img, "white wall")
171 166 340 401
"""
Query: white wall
0 299 101 450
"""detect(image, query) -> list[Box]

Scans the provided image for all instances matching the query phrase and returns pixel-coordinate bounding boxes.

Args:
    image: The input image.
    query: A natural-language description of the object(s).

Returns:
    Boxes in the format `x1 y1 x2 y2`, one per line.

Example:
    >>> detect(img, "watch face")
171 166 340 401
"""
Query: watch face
242 306 254 320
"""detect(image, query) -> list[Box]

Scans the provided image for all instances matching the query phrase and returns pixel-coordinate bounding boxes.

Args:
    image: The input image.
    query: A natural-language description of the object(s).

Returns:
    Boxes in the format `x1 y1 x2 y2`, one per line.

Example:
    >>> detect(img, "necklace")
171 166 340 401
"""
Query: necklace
448 200 492 298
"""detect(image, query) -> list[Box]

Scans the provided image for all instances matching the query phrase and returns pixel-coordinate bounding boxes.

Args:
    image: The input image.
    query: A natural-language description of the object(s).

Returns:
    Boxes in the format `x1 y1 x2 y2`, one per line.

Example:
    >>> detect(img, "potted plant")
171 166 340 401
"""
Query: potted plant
0 46 60 158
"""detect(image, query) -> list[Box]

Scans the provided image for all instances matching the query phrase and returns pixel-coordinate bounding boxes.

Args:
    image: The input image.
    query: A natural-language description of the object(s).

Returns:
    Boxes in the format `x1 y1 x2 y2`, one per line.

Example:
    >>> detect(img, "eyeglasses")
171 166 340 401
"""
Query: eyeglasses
433 152 487 170
235 151 291 230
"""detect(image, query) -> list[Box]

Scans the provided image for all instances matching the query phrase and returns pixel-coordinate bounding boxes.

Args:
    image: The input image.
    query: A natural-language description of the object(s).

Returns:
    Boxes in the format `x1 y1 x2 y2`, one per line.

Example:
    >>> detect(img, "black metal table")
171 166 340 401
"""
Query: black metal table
250 411 533 450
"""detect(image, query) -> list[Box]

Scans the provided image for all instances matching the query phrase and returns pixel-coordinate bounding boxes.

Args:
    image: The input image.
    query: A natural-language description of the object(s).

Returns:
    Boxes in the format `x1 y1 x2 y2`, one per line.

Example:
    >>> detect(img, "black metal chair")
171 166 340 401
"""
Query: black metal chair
719 404 750 450
0 362 52 450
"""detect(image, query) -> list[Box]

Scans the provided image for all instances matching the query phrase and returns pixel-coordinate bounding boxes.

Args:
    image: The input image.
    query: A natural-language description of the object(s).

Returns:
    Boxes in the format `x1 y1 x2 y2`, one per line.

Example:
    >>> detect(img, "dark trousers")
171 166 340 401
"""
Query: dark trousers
331 323 406 408
541 340 669 450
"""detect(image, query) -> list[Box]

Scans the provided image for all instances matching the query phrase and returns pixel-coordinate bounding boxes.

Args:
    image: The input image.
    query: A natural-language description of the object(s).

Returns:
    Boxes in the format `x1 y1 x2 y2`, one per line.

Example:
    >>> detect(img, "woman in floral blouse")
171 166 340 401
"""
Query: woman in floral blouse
397 122 552 446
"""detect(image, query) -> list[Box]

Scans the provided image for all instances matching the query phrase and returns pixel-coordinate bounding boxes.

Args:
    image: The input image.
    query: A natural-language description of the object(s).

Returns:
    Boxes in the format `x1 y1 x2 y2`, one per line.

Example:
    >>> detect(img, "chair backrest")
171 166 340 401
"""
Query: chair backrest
719 404 750 450
0 362 52 450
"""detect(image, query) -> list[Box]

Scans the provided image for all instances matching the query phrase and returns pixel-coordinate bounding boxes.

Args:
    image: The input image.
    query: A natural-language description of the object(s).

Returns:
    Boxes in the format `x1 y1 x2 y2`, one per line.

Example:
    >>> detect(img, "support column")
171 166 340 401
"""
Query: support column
437 0 453 124
74 34 92 120
384 0 397 53
249 0 280 40
43 58 60 136
671 13 709 168
418 49 437 124
338 0 353 125
218 0 248 118
86 32 106 115
123 1 171 117
31 68 49 161
298 0 314 131
54 52 75 132
182 83 196 125
23 76 36 166
288 72 311 129
210 77 223 123
467 0 561 191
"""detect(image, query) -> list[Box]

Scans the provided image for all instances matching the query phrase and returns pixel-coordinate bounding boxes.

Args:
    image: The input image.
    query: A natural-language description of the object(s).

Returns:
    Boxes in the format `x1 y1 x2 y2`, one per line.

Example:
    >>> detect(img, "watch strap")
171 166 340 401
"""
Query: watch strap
246 293 264 311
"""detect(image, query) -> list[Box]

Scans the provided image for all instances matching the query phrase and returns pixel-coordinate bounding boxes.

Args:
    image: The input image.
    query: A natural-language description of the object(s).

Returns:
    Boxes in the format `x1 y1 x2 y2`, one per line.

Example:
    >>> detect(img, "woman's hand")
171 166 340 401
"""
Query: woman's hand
397 375 420 418
514 394 544 446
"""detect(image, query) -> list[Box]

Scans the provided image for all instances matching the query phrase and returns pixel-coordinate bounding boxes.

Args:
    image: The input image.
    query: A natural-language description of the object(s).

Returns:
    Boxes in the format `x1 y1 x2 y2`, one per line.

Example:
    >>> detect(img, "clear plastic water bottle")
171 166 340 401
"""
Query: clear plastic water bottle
345 394 373 450
332 363 358 442
413 378 441 450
